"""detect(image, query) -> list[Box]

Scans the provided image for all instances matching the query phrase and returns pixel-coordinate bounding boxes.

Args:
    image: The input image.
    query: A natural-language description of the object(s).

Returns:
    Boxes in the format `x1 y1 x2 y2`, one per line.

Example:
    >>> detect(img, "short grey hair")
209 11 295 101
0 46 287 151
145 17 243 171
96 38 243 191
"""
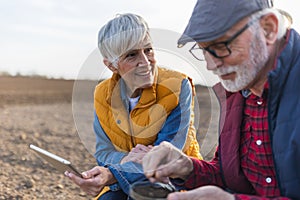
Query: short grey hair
250 8 292 40
98 13 150 67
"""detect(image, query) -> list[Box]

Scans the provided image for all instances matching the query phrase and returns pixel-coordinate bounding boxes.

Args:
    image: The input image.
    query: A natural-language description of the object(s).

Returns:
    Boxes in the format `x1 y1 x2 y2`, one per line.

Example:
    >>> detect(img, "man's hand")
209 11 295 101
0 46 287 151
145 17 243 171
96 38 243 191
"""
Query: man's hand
65 166 116 197
167 185 234 200
142 141 193 183
121 144 153 164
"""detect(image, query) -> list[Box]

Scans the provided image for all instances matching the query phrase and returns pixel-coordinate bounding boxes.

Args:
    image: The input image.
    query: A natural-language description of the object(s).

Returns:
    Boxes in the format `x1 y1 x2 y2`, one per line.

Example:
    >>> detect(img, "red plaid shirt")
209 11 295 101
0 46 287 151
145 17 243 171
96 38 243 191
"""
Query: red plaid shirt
183 84 290 199
235 84 288 200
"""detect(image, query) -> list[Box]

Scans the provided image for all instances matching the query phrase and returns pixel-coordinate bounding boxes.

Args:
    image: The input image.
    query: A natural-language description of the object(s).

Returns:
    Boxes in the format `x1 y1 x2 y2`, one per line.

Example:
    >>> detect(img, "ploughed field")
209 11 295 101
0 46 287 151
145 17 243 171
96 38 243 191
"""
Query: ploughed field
0 76 218 199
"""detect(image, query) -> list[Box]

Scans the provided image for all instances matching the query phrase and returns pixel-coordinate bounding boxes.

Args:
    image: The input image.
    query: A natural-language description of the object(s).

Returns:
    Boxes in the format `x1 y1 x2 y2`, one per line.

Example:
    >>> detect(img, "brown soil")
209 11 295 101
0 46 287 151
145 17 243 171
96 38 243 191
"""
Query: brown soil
0 76 218 199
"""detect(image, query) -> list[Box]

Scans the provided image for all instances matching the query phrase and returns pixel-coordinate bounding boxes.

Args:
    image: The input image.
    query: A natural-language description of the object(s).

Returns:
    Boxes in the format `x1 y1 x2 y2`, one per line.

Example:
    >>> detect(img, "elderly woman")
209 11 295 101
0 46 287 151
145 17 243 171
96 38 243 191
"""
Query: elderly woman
65 13 201 200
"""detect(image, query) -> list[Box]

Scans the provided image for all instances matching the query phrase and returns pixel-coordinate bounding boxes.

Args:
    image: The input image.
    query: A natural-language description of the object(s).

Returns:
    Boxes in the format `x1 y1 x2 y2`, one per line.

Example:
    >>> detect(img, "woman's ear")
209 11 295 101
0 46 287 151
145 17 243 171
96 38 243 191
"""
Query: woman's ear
103 59 118 73
260 13 278 45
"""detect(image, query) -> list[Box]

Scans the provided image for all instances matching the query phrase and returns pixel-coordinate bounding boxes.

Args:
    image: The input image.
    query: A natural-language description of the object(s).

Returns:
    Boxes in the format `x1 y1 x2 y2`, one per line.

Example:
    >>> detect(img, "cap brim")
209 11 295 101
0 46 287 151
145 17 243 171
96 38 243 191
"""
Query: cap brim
177 34 194 47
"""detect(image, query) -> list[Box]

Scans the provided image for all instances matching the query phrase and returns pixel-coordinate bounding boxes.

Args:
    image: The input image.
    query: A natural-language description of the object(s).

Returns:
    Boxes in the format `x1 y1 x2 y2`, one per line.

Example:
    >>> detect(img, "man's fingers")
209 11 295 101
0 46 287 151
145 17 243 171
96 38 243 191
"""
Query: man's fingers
168 186 234 200
153 161 182 182
168 191 187 200
142 147 165 178
143 142 176 178
143 162 173 183
168 190 201 200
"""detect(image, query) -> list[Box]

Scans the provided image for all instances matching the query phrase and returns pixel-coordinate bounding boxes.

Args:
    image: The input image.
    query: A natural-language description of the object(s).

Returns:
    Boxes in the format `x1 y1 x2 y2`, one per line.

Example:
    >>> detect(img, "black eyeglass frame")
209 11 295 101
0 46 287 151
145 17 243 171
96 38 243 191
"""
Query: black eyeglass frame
189 18 258 60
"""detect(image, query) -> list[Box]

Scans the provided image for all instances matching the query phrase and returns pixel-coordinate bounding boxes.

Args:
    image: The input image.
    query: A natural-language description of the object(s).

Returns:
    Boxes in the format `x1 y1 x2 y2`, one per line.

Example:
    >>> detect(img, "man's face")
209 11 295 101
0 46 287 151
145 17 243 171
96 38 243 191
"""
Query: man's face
200 18 269 92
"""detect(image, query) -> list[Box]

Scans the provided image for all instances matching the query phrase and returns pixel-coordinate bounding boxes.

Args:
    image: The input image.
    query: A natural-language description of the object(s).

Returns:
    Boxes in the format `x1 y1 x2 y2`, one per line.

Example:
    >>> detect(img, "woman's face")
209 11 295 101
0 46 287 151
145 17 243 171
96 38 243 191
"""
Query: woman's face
116 36 157 97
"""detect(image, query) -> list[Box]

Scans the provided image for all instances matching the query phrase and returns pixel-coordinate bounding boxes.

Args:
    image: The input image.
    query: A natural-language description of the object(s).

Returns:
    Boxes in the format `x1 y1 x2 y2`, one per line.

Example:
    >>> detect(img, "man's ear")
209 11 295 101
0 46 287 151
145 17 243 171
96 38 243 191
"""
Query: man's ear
103 58 118 73
260 13 278 45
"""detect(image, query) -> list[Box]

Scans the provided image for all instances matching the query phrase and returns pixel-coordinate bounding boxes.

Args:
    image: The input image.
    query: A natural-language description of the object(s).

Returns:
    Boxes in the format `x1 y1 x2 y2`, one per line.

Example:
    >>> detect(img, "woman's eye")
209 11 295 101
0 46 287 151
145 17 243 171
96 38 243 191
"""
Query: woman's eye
125 52 137 58
144 48 153 54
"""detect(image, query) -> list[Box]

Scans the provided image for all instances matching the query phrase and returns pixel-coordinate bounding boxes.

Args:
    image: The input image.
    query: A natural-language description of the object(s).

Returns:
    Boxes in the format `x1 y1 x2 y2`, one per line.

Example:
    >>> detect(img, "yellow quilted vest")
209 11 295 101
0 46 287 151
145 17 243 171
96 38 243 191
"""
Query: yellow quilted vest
94 67 202 198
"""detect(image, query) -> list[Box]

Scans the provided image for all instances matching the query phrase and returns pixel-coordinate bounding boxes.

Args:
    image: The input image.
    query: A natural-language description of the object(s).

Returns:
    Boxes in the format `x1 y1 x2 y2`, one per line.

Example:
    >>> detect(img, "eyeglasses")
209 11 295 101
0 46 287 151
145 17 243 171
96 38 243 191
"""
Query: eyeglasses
189 19 257 61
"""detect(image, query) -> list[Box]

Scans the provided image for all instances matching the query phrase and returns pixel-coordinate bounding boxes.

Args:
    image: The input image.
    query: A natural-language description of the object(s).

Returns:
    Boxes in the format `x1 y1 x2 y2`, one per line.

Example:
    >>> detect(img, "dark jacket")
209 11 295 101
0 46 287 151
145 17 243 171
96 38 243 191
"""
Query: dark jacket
214 29 300 199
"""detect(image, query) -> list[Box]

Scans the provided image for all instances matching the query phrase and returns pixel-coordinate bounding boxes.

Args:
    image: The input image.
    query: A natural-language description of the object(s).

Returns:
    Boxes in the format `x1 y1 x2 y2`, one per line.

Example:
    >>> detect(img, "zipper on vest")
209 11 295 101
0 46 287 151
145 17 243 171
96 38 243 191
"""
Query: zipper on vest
128 112 136 148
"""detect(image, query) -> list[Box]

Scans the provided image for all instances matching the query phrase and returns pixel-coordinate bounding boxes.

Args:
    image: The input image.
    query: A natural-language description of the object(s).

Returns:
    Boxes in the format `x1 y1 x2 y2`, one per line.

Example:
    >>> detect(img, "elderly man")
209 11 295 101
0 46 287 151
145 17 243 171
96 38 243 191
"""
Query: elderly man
142 0 299 199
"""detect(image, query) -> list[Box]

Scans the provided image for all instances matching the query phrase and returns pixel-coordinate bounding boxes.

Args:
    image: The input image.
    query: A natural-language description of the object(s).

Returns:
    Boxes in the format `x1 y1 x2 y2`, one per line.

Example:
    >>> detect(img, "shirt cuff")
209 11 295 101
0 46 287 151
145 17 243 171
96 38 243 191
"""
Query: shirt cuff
109 182 121 191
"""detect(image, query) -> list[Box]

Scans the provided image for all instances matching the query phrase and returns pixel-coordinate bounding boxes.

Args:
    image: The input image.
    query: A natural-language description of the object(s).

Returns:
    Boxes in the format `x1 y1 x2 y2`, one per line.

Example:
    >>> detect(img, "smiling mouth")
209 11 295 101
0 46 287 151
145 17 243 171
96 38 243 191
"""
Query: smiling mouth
136 70 151 76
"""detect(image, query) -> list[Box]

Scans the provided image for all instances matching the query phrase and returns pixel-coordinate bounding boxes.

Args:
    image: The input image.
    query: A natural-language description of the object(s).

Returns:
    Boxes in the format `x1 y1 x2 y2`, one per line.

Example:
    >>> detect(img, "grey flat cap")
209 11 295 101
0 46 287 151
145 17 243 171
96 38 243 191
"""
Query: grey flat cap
178 0 273 46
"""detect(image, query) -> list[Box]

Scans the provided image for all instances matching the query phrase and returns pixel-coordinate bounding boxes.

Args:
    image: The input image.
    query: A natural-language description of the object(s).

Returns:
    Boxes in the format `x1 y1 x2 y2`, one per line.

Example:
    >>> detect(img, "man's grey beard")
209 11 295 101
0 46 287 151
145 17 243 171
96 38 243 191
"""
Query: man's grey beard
215 30 269 92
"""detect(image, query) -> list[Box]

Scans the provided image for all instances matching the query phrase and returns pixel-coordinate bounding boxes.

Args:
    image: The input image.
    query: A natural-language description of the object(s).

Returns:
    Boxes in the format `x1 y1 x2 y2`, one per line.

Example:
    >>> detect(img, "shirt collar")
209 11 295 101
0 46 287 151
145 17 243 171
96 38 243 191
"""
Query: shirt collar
241 81 269 99
241 89 252 98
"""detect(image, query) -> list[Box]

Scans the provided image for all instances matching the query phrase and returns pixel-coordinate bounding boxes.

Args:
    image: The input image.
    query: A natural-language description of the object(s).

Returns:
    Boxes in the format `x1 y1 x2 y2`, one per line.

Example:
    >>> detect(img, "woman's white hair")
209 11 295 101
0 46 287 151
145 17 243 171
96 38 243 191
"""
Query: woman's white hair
98 13 150 67
250 8 293 40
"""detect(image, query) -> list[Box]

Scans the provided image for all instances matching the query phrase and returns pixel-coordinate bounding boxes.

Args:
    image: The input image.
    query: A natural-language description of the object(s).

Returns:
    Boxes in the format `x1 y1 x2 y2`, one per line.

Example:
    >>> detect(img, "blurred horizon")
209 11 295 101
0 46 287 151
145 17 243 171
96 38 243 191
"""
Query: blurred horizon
0 72 215 87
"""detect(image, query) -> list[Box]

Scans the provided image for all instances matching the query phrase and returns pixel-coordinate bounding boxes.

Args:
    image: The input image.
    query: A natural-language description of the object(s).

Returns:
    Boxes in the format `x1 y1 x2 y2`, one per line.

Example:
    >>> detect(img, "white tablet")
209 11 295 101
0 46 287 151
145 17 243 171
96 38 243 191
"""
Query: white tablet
29 144 83 178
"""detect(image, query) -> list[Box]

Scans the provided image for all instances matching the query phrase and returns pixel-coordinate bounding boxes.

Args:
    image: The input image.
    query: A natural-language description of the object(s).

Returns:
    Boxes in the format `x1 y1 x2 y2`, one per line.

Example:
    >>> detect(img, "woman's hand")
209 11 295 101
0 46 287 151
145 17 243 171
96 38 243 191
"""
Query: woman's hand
121 144 153 164
65 166 116 197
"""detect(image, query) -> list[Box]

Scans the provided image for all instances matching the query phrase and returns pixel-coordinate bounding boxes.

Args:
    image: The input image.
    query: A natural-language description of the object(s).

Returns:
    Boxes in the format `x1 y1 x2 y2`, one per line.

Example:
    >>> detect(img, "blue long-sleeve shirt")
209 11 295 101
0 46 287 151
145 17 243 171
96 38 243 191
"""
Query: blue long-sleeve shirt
93 78 193 194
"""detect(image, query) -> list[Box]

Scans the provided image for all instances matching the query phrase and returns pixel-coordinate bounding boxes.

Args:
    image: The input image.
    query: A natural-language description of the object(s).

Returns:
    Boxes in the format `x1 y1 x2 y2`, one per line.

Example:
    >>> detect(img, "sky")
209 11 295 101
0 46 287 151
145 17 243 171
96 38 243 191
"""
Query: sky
1 0 299 86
